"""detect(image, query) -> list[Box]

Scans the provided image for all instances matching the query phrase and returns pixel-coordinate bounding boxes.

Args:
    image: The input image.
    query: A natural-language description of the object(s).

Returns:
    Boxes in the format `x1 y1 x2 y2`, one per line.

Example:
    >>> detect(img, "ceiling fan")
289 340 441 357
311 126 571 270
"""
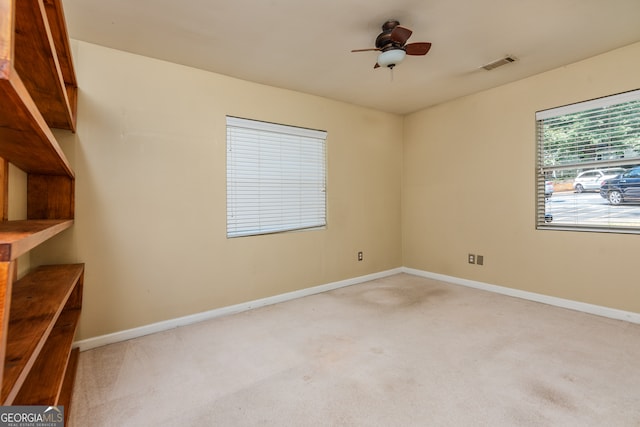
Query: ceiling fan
351 20 432 69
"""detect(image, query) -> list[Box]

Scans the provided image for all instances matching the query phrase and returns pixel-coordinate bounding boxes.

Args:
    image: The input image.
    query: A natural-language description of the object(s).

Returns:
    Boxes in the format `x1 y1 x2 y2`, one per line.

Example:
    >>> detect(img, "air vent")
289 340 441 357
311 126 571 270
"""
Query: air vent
482 55 517 71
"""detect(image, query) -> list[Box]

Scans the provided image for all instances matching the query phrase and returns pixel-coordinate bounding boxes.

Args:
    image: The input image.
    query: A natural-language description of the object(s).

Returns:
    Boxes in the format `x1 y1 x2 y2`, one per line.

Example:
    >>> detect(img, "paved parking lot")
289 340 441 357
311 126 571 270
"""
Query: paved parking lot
546 191 640 227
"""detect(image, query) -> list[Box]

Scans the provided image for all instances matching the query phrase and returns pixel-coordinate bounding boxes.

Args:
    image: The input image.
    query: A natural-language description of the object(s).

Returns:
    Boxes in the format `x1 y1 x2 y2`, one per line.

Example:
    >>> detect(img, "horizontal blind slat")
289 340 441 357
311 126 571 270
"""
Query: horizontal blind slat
227 116 327 238
537 91 640 232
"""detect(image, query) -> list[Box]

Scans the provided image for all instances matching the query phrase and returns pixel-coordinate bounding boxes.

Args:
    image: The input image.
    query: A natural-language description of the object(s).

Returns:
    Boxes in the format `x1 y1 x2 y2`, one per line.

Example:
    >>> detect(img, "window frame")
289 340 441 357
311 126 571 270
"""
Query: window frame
536 89 640 234
226 116 328 238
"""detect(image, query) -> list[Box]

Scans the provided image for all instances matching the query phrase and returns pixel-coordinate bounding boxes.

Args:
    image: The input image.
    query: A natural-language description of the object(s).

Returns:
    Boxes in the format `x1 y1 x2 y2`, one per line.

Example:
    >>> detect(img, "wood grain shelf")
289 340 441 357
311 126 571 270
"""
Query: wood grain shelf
13 309 81 405
0 0 76 177
14 0 77 131
0 220 73 261
43 0 77 90
57 347 79 425
1 264 83 404
0 71 74 177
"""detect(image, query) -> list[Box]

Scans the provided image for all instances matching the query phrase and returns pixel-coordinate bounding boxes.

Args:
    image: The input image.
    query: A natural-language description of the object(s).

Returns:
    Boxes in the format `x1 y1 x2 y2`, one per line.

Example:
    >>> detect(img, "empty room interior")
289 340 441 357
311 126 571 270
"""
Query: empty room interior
1 0 640 425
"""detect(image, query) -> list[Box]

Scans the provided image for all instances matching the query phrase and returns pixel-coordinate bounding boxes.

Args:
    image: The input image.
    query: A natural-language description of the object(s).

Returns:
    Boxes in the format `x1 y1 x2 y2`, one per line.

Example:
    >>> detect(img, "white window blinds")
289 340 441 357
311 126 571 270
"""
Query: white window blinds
536 89 640 232
226 116 327 238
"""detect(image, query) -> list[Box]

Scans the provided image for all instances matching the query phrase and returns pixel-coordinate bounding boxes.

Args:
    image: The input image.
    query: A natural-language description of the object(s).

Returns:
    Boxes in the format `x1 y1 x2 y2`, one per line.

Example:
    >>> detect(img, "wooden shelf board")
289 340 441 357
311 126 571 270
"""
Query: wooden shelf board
12 308 81 405
14 0 76 131
58 347 79 424
0 219 73 261
43 0 77 88
1 264 83 404
0 70 75 176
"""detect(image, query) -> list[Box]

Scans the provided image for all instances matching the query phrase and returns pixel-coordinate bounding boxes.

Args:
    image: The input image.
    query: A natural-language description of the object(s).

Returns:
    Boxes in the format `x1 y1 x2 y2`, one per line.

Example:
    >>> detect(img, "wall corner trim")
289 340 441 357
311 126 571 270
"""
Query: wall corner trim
402 267 640 325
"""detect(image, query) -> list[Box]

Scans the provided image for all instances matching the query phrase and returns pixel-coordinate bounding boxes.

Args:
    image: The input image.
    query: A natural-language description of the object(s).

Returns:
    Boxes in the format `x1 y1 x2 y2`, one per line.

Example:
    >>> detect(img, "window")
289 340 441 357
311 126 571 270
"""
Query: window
536 89 640 233
226 116 327 238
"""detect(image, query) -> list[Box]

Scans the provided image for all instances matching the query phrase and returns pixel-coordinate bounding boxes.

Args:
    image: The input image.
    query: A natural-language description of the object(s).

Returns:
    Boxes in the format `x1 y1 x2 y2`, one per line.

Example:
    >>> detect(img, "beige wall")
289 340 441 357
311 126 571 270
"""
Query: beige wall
32 41 403 340
402 41 640 313
29 40 640 340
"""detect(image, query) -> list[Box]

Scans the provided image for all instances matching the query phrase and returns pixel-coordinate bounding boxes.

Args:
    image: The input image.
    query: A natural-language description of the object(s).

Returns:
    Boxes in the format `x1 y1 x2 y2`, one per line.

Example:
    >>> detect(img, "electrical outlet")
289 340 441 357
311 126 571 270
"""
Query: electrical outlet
468 254 475 264
477 255 484 266
358 251 363 261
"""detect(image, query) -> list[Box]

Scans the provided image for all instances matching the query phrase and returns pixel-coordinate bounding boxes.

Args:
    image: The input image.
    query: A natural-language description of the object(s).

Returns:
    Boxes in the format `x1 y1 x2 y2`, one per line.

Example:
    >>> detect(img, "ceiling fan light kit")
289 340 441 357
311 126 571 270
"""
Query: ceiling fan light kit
351 19 432 70
377 49 406 69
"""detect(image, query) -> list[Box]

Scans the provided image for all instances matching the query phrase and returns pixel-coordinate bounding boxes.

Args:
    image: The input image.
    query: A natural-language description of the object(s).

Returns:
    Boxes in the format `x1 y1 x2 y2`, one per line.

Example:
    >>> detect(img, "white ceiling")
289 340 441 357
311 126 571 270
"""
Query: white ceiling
61 0 640 115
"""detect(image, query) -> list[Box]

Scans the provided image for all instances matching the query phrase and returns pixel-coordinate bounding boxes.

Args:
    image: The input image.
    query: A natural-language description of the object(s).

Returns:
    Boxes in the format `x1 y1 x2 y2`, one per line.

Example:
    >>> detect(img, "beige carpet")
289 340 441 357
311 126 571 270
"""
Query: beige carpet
70 274 640 426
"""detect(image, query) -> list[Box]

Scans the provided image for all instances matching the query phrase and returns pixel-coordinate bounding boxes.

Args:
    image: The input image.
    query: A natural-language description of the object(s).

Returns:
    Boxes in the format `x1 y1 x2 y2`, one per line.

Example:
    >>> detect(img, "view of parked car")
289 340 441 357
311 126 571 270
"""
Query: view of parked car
600 166 640 205
573 168 626 193
545 181 553 198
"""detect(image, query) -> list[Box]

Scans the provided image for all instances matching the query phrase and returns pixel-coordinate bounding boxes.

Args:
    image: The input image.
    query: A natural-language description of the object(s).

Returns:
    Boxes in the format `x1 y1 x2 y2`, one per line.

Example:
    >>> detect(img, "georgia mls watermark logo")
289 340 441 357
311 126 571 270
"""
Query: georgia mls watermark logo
0 406 64 427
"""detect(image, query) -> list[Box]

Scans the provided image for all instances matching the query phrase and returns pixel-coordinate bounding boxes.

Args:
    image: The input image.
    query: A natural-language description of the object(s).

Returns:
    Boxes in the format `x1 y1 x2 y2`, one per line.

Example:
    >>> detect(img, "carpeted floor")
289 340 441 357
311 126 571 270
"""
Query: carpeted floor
70 273 640 426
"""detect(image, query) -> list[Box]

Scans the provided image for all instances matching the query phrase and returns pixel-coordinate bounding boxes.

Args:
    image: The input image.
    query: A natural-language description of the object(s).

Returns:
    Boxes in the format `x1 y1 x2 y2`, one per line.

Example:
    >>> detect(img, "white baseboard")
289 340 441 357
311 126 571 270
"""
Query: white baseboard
402 267 640 325
74 268 403 351
76 266 640 351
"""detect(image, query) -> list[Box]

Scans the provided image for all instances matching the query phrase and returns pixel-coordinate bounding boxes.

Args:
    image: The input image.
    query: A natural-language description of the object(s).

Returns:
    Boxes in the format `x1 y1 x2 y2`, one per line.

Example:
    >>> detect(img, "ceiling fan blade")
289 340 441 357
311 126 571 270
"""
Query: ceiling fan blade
390 25 412 45
405 42 432 56
351 48 381 53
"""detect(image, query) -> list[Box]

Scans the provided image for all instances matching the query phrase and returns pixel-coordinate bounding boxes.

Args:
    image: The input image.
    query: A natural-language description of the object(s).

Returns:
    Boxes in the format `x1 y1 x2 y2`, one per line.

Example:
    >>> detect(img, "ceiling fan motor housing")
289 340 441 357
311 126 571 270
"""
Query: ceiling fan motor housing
375 20 403 51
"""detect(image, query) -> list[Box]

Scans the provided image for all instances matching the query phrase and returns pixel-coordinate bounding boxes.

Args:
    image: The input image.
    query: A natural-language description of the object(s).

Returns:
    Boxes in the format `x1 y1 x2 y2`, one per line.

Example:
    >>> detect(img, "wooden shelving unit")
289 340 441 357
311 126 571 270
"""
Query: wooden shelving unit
0 0 82 422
